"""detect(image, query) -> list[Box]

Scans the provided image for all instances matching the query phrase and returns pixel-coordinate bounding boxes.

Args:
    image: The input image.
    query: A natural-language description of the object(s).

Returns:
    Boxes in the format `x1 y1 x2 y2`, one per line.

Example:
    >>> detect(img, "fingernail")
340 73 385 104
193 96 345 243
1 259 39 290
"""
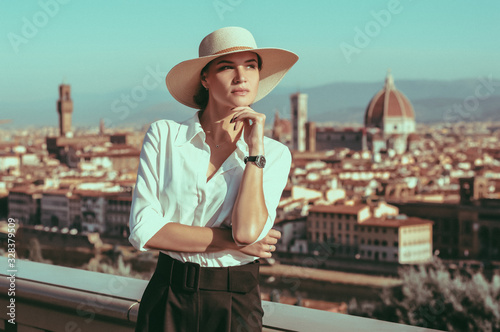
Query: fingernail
230 118 233 123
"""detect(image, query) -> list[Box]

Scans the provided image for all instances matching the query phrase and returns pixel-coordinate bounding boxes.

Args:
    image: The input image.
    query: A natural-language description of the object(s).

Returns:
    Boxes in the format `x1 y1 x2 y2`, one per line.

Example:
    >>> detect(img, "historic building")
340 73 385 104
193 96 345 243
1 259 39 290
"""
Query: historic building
291 92 308 152
8 186 42 225
364 70 416 154
285 71 416 154
307 203 434 264
57 83 74 137
46 83 142 168
392 176 500 260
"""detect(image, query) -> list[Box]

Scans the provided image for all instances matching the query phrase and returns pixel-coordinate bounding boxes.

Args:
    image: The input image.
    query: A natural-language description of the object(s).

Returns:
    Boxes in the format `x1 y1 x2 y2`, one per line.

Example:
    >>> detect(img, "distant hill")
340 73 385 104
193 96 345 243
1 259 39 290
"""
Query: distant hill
3 78 500 129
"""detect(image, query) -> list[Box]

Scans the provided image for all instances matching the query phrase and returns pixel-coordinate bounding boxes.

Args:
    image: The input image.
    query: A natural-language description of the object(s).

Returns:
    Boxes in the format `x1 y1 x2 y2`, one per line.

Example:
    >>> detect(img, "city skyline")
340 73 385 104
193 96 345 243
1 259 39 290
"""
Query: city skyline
1 1 500 325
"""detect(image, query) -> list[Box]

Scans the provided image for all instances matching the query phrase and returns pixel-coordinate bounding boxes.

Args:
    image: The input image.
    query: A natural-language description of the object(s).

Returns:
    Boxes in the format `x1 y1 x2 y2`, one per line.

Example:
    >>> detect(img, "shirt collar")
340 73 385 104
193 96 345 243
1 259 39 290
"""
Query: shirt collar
174 111 204 147
174 111 249 161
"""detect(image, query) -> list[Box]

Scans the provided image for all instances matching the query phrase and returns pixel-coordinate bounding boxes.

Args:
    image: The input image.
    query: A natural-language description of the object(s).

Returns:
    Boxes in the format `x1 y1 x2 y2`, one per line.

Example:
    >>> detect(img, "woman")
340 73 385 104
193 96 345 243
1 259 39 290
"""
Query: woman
129 26 298 331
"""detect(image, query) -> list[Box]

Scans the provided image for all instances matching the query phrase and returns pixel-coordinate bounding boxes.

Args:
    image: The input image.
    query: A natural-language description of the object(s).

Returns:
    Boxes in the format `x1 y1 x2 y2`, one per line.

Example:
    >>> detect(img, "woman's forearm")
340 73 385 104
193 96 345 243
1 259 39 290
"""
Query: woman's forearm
231 148 268 245
144 223 239 252
145 222 279 259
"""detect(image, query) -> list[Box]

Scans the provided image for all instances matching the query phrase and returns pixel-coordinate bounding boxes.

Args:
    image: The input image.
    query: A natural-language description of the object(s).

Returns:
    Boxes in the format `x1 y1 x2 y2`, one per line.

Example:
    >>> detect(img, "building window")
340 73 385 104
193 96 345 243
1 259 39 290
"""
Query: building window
464 221 472 233
368 227 372 232
382 240 387 246
394 229 398 234
346 234 350 245
338 234 342 243
394 241 398 247
382 228 387 233
443 219 451 231
323 222 327 229
368 250 372 257
354 225 358 231
346 224 350 231
361 238 365 244
316 232 320 241
323 233 328 242
374 227 379 233
354 235 358 244
368 239 372 245
374 239 379 246
338 223 342 230
316 221 319 228
382 252 387 259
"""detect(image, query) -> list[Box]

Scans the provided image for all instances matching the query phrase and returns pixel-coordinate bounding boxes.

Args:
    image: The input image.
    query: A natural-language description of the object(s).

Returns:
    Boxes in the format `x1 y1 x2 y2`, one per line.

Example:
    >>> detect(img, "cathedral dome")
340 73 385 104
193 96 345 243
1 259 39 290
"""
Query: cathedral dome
364 71 415 130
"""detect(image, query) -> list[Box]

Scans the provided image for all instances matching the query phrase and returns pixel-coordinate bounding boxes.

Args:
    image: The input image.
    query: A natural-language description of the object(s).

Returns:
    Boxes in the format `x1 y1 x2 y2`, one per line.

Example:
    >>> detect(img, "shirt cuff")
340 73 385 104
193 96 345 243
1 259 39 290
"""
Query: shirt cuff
129 210 170 251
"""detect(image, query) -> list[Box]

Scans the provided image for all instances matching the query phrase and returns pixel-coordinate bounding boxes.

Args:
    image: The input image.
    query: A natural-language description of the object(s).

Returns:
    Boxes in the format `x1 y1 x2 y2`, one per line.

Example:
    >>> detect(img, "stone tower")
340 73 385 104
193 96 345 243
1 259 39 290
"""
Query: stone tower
291 92 308 152
57 84 73 137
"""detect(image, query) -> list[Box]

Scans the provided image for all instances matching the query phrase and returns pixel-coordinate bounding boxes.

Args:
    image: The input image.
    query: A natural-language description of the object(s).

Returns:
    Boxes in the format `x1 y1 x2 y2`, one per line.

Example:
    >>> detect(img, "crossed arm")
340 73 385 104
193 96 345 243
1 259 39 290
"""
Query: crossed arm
144 223 280 258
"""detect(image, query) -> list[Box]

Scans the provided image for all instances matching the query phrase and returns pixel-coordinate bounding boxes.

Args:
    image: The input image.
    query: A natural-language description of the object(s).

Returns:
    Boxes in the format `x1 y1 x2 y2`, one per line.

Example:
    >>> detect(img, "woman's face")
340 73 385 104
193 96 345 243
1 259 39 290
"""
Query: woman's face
203 51 260 108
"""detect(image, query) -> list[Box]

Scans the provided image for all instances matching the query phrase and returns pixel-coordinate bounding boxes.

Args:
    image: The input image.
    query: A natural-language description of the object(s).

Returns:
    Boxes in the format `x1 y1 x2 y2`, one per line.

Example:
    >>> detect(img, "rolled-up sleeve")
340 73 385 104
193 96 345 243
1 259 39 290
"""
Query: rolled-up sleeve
129 122 170 251
252 144 292 243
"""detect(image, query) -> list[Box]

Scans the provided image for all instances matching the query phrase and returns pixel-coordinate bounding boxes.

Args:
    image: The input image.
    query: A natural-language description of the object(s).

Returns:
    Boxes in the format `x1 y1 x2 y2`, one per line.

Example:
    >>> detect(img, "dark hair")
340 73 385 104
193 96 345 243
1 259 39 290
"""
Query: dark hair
193 53 262 110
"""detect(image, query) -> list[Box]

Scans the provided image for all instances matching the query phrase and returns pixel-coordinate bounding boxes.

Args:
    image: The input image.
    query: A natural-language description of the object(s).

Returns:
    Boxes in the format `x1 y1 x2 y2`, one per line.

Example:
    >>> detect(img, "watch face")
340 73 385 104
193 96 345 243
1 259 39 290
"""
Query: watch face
256 155 266 168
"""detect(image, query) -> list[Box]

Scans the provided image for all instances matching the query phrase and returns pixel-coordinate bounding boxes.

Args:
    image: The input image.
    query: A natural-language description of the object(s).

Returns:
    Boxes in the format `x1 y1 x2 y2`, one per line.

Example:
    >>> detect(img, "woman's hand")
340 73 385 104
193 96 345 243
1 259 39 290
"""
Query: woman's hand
239 228 281 258
231 106 266 155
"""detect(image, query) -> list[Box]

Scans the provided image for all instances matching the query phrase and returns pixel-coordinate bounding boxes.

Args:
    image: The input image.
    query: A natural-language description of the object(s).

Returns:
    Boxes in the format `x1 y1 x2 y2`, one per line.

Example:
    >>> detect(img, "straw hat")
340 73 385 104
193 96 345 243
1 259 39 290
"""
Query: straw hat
166 27 298 109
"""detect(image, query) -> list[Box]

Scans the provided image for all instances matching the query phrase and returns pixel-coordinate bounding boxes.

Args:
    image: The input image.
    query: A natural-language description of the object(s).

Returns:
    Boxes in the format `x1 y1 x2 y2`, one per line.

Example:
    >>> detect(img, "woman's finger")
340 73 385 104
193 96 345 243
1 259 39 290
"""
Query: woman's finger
267 237 278 245
231 113 264 126
268 229 281 239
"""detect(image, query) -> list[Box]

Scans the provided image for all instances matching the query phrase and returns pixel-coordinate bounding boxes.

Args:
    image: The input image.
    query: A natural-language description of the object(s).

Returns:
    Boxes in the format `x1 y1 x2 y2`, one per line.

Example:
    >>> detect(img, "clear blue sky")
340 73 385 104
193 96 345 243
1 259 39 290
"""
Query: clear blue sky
1 0 499 103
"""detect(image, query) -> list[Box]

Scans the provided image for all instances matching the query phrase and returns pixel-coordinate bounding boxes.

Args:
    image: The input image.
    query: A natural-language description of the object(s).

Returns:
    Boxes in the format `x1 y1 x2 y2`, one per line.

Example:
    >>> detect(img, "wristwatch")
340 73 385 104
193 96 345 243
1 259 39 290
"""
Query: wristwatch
244 155 266 168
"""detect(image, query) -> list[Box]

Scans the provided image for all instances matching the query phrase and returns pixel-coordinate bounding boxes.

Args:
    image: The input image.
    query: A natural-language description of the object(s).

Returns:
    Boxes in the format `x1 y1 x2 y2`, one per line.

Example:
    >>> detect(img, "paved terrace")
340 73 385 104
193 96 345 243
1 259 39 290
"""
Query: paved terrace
0 257 443 331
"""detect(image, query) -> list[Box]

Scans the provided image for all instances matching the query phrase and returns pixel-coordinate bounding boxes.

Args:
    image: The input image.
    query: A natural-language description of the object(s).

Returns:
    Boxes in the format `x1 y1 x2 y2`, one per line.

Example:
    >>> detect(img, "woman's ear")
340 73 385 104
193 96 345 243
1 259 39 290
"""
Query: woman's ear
201 75 208 90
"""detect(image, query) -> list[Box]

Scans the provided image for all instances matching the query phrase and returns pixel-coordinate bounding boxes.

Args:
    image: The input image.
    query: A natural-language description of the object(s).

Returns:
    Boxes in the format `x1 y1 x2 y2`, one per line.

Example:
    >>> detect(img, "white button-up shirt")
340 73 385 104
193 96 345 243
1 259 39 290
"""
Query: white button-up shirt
129 111 292 267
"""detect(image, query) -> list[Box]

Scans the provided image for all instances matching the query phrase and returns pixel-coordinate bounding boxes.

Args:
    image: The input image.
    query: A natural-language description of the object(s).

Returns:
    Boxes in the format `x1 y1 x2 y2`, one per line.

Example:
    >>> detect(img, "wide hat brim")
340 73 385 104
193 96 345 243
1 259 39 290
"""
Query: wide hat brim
166 47 298 109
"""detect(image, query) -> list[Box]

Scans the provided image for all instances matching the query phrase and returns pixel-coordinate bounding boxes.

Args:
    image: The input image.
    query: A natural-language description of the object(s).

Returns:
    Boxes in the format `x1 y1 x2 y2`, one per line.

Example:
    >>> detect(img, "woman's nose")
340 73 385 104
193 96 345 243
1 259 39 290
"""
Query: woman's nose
233 67 246 83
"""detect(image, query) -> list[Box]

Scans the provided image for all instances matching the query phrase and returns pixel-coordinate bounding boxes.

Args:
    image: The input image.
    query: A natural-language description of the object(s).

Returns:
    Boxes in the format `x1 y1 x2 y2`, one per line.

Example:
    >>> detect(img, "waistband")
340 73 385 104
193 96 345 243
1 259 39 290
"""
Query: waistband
154 253 260 294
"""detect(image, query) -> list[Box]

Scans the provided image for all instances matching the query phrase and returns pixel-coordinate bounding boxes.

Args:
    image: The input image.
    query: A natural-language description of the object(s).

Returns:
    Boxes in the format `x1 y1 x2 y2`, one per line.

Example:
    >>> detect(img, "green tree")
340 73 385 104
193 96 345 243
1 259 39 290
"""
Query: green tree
349 258 500 332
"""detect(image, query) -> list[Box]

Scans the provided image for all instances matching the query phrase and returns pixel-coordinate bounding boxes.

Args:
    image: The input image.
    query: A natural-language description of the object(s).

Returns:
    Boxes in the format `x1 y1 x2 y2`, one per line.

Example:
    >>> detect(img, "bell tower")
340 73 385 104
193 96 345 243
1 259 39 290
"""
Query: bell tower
291 92 308 152
57 84 73 137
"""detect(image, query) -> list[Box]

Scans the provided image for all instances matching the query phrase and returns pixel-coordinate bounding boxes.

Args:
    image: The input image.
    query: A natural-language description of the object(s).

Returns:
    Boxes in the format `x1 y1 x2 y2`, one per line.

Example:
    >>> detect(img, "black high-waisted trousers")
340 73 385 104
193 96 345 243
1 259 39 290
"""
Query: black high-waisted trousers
135 253 263 332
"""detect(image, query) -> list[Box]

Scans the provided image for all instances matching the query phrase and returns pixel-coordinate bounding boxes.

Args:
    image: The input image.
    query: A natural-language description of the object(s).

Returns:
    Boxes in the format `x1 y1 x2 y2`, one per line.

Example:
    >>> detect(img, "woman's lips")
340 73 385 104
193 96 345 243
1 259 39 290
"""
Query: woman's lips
232 88 249 96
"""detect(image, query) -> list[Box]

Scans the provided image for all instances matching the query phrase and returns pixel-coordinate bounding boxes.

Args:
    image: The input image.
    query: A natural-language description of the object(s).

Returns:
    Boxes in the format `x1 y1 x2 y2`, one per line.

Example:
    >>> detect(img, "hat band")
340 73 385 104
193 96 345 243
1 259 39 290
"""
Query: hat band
213 46 253 55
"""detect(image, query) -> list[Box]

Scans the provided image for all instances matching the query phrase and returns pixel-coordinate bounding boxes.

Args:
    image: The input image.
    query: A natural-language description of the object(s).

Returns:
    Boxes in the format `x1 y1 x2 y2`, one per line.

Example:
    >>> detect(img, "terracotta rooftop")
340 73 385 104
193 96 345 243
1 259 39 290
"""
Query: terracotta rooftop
8 186 42 195
42 188 72 196
107 195 133 201
359 216 434 228
274 216 307 225
309 204 368 215
365 71 415 127
73 189 120 197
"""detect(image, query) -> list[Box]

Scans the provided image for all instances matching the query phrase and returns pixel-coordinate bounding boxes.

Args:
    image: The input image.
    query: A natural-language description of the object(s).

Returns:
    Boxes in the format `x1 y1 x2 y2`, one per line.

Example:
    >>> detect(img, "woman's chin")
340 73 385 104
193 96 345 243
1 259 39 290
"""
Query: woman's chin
231 98 255 108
